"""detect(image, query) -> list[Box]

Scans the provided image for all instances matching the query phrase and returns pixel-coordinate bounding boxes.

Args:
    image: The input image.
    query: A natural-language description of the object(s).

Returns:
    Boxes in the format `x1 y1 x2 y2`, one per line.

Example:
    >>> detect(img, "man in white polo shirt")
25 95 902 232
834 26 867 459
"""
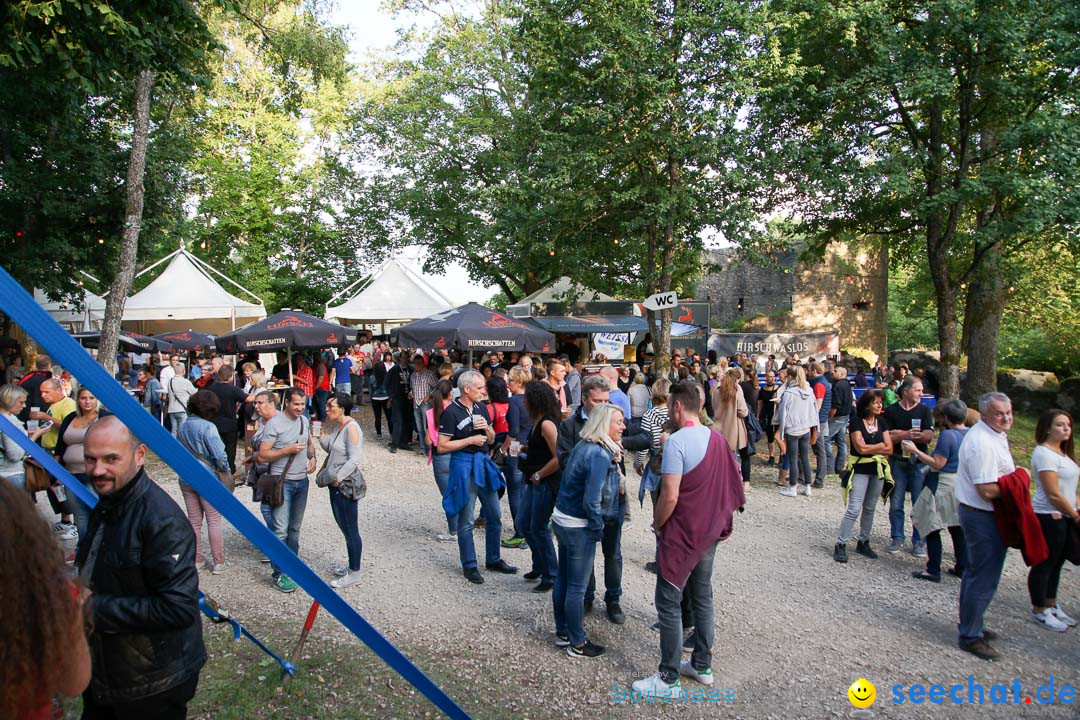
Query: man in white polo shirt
954 391 1014 661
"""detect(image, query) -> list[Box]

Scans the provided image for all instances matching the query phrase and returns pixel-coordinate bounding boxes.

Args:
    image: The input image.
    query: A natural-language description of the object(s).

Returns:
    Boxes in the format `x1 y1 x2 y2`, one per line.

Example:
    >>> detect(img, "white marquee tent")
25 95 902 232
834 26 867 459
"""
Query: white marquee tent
324 259 454 334
120 247 266 336
34 286 107 332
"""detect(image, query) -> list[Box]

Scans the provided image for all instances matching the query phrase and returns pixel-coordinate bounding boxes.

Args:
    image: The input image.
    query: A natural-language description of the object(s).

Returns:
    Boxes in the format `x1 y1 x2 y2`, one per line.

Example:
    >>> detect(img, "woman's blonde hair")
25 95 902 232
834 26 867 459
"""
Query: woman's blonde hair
786 364 808 389
508 366 532 387
579 402 624 444
249 370 266 389
650 377 672 405
727 366 744 382
0 383 28 413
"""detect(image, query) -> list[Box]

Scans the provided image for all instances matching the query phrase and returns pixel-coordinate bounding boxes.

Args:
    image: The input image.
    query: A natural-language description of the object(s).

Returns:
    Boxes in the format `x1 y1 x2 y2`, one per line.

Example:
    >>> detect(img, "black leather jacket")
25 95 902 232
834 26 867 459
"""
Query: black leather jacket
76 469 206 703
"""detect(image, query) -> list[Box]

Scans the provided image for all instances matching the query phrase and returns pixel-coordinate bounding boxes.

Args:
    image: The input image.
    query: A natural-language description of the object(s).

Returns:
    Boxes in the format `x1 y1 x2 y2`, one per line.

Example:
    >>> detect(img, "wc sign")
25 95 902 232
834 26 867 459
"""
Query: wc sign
642 291 678 312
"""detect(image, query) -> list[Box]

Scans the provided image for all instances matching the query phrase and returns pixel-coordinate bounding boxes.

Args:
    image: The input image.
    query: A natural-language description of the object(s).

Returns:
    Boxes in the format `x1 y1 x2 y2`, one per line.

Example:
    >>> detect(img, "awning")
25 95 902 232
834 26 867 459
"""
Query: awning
530 315 648 334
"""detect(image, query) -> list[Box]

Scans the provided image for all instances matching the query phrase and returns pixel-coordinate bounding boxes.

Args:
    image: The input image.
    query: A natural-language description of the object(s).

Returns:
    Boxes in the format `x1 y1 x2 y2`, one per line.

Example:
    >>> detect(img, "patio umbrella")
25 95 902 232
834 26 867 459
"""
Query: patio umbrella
153 330 216 352
393 302 556 355
214 310 359 386
73 330 172 353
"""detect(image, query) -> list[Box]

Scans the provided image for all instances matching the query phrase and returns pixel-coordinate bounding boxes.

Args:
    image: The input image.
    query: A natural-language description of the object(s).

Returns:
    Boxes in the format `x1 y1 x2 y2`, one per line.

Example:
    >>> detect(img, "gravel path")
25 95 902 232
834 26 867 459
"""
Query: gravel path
101 408 1078 718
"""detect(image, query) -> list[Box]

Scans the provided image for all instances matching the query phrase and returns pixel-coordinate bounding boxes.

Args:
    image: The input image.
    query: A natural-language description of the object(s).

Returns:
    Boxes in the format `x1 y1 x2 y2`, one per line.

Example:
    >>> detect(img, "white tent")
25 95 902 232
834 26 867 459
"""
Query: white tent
120 247 266 335
515 276 615 305
324 259 454 334
34 286 106 332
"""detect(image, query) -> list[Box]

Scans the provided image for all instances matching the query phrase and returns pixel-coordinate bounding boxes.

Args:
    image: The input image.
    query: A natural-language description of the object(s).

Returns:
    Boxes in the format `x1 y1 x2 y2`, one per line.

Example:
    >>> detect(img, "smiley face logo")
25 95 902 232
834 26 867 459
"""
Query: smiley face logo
848 678 876 709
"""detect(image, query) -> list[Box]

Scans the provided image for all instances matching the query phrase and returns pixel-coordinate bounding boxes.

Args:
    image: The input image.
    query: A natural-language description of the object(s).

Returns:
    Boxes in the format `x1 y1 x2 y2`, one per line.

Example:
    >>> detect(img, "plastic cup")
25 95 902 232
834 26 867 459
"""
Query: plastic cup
509 440 521 457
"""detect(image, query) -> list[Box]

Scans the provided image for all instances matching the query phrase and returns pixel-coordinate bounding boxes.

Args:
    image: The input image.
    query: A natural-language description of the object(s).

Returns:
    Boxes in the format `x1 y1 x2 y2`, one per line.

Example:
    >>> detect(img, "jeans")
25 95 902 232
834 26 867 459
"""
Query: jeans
585 509 624 606
313 388 330 421
889 459 925 545
926 526 967 576
329 485 363 572
81 673 199 720
785 432 812 486
267 477 309 579
836 473 884 545
413 402 431 453
552 523 599 646
334 383 351 399
502 456 525 537
813 421 829 482
519 481 558 583
431 453 457 534
657 542 717 683
826 417 849 474
69 473 97 542
168 412 188 437
957 505 1008 643
454 479 502 570
1027 514 1069 608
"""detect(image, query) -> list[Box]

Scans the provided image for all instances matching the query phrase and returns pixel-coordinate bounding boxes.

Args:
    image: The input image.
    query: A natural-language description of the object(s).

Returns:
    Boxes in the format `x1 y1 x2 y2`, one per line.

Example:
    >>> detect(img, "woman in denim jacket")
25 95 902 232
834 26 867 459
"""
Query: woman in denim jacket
177 389 230 574
551 402 626 658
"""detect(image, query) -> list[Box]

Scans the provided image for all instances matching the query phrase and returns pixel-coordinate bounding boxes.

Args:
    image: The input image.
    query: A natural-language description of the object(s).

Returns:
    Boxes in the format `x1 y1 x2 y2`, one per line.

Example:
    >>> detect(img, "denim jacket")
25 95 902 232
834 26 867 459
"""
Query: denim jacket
555 440 620 532
176 416 229 485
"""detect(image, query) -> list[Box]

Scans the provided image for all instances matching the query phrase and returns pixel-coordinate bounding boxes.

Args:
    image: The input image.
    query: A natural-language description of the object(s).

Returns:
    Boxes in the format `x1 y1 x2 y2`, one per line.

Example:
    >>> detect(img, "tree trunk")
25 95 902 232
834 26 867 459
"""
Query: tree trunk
99 70 154 370
961 250 1006 403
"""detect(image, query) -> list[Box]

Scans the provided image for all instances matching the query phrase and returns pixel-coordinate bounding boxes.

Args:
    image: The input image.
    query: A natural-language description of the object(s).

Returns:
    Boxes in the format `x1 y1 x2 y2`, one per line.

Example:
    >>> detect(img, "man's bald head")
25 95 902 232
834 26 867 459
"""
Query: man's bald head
86 415 143 452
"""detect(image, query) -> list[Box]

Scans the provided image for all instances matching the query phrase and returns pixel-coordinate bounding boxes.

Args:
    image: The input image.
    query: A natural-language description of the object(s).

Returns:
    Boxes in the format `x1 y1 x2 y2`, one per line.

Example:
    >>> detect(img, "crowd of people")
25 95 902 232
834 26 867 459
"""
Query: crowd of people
0 338 1076 716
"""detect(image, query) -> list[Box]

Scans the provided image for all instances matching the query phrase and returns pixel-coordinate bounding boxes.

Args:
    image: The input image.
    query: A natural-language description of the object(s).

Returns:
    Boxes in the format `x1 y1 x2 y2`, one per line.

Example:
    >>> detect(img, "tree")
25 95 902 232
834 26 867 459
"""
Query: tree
749 0 1080 399
516 0 757 373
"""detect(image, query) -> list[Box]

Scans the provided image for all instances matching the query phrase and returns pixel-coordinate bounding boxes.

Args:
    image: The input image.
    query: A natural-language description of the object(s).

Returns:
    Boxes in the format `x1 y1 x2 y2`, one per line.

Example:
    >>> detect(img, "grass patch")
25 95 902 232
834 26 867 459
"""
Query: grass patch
1007 411 1038 468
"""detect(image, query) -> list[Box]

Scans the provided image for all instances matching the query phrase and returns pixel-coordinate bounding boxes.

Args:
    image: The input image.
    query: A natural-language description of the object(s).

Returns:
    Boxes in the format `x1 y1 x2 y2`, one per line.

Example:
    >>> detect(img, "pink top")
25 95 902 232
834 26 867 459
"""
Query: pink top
426 407 438 465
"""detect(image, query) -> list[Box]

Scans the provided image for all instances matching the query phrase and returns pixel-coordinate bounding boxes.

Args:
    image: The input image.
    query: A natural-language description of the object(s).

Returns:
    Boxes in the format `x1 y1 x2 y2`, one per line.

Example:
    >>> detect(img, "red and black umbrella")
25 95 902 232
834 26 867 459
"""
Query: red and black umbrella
392 302 555 353
73 330 172 353
214 311 358 354
153 330 216 353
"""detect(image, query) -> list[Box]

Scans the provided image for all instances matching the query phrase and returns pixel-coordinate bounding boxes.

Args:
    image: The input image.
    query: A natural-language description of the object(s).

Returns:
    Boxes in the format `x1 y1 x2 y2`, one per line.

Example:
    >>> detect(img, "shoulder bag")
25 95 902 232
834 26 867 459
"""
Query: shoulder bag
178 434 235 490
256 416 307 507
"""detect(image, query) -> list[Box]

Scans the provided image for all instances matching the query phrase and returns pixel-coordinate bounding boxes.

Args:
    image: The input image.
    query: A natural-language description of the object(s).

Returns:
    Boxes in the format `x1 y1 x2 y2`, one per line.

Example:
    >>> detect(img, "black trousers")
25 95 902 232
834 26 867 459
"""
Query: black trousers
82 674 199 720
219 429 239 474
371 399 391 436
1028 513 1070 607
390 400 413 449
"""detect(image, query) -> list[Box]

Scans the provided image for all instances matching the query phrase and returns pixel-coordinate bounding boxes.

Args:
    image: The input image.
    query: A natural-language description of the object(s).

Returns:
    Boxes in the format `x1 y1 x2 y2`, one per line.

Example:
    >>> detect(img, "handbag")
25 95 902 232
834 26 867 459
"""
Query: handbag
316 422 366 500
257 451 297 508
24 457 52 493
178 435 235 490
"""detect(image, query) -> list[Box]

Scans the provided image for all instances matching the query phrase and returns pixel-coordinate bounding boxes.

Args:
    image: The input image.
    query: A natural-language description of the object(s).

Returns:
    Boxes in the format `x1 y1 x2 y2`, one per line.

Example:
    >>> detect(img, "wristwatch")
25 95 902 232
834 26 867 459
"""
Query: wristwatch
532 472 541 483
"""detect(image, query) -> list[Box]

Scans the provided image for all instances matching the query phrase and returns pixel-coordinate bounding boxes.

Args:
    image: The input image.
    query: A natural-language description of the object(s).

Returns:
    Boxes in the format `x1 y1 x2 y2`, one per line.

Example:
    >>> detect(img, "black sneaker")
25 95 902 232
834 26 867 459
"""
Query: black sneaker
485 560 518 574
533 581 553 593
463 568 484 584
606 603 625 625
523 569 542 580
833 543 848 563
912 570 941 583
567 640 605 658
958 638 999 661
554 632 570 647
855 541 878 559
811 481 824 489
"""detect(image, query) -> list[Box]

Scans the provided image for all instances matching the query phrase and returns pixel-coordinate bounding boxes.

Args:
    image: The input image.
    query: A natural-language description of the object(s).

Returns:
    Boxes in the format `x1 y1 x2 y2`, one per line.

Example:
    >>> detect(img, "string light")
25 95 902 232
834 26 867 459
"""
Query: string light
549 249 555 256
98 238 104 244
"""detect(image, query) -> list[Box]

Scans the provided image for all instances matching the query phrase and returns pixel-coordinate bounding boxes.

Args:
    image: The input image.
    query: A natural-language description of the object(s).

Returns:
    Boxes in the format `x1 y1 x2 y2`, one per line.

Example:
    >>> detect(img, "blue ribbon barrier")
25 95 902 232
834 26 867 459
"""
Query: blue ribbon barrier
0 266 472 720
198 592 296 677
0 414 98 508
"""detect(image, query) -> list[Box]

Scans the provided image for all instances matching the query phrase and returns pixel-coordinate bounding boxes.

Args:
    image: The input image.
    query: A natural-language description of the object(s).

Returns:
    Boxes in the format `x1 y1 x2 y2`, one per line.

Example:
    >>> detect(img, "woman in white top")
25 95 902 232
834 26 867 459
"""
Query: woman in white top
0 383 50 487
1027 409 1079 632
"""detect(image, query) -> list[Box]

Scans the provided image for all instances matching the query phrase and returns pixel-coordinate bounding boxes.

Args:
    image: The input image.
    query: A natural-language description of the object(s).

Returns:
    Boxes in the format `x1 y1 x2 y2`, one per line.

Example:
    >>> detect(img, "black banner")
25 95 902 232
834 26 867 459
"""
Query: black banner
708 331 840 358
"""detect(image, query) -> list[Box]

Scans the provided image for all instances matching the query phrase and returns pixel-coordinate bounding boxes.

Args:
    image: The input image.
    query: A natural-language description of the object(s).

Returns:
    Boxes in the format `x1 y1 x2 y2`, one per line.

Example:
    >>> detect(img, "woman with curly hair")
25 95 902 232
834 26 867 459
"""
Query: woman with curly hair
0 479 90 718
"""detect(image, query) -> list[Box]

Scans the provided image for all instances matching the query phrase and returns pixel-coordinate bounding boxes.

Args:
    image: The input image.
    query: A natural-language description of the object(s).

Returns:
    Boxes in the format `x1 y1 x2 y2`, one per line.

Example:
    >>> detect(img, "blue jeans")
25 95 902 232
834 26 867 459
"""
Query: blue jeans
889 458 925 545
431 453 457 534
267 477 309 579
814 421 829 482
334 383 351 399
586 507 624 605
519 481 558 583
957 505 1008 643
454 480 502 570
68 473 97 544
169 411 188 438
413 402 431 453
826 418 849 474
314 388 330 421
329 485 363 572
552 523 599 646
502 456 525 537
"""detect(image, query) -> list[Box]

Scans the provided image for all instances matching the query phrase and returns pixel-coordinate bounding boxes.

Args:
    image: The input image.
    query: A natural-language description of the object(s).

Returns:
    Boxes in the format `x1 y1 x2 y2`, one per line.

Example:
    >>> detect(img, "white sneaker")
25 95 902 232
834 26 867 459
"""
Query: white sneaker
435 532 457 543
679 660 714 685
631 673 682 699
1031 608 1068 632
1050 606 1078 627
331 564 348 577
331 570 362 588
211 563 225 575
779 486 798 497
58 525 78 540
799 484 812 497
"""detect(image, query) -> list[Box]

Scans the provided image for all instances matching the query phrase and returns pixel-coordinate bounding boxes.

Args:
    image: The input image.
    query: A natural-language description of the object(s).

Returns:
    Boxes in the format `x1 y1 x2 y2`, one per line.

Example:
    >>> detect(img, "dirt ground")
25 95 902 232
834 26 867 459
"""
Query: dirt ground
57 406 1079 719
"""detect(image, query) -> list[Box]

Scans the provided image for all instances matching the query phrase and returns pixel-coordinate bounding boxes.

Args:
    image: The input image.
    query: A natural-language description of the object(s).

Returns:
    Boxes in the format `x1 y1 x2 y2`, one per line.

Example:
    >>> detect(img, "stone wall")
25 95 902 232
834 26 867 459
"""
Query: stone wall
697 241 889 360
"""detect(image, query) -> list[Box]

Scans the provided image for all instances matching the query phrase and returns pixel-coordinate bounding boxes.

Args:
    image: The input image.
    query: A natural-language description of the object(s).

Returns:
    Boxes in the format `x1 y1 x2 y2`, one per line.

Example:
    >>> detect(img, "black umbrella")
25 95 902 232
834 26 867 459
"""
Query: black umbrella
73 330 172 353
393 302 556 353
0 335 20 349
153 330 216 353
214 311 358 354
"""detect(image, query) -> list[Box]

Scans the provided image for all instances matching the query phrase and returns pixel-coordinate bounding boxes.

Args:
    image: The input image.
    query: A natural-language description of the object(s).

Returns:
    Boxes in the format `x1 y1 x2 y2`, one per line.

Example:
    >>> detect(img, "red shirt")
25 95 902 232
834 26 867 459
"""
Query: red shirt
294 364 315 398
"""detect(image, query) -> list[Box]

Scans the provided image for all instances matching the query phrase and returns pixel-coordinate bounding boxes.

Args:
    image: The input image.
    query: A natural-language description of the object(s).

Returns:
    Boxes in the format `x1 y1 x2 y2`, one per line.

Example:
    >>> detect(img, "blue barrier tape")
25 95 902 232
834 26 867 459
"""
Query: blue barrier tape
0 266 472 720
198 592 296 676
0 414 99 508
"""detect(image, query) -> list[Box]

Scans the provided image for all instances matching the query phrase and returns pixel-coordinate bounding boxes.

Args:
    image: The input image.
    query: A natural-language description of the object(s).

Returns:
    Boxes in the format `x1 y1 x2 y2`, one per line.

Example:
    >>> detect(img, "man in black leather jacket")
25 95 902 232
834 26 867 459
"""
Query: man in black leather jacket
75 416 205 718
556 374 651 626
